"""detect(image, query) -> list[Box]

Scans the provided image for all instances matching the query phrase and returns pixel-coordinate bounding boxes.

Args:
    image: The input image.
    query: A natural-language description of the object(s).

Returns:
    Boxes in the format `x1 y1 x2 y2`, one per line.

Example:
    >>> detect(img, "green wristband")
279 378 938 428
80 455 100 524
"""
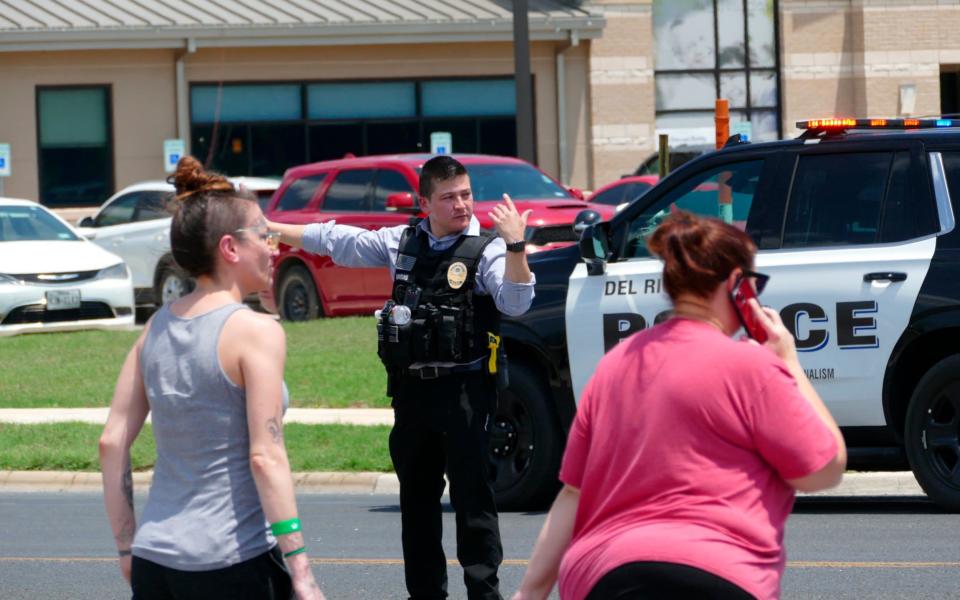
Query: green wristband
270 518 302 537
283 547 307 558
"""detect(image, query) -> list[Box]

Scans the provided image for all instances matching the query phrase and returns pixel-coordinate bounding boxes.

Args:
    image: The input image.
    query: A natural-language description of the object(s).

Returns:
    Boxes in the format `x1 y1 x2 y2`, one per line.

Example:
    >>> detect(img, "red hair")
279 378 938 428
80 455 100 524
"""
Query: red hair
646 211 756 301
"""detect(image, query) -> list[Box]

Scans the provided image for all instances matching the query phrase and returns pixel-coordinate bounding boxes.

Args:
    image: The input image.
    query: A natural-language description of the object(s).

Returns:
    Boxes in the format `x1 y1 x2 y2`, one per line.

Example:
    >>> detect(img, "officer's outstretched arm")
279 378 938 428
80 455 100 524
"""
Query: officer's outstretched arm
266 220 307 249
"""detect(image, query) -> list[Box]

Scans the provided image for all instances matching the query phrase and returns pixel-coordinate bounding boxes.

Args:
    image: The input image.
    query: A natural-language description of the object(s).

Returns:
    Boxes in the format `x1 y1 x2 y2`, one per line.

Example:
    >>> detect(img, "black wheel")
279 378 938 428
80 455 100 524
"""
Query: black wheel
490 363 564 511
154 259 194 307
905 355 960 511
278 265 322 321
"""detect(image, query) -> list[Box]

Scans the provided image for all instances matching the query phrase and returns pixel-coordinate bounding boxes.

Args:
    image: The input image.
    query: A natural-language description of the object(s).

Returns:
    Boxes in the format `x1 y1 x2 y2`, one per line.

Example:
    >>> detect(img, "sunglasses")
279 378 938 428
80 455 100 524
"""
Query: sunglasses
736 270 770 296
234 225 281 251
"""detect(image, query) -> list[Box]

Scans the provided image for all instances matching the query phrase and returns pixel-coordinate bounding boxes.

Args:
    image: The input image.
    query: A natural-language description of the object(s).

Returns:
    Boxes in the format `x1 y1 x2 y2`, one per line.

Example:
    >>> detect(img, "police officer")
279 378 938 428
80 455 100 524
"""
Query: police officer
267 156 535 600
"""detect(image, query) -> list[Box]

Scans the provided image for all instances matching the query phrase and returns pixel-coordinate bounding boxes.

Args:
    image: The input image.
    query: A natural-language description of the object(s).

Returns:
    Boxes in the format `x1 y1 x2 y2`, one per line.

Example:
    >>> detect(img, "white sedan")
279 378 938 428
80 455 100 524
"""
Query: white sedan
76 177 278 307
0 198 135 336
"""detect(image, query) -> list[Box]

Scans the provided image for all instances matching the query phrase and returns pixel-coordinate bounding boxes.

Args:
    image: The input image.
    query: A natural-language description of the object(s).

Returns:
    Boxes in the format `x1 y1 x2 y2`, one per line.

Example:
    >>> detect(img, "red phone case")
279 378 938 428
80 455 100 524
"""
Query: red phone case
733 279 768 343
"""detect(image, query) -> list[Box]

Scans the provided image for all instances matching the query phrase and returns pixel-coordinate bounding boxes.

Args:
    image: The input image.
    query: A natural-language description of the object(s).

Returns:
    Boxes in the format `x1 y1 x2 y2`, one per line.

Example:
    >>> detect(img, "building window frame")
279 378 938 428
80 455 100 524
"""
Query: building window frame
35 84 115 207
654 0 783 140
189 76 523 176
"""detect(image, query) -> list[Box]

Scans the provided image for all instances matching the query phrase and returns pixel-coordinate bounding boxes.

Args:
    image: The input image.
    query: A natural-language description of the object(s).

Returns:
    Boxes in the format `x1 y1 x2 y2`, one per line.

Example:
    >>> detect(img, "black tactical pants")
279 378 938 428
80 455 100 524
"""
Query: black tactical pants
389 370 503 600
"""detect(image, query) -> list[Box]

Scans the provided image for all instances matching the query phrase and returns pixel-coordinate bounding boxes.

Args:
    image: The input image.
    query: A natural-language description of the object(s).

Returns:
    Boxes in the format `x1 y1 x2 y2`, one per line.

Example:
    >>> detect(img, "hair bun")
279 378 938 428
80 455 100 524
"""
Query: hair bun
170 156 233 202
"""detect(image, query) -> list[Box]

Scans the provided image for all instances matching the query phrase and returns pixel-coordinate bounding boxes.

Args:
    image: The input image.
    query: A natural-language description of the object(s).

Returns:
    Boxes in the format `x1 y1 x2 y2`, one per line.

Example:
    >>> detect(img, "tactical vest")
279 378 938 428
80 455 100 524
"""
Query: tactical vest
377 223 500 371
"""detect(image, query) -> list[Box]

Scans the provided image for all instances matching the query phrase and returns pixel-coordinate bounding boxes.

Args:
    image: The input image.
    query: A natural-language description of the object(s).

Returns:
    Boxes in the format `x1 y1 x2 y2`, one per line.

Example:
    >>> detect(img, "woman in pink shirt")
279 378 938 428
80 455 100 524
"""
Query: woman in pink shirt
513 212 846 600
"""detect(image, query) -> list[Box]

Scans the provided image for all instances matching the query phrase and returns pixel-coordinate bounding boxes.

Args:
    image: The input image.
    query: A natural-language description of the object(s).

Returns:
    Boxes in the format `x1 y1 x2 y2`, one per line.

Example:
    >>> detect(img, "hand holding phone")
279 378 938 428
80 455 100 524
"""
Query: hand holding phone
732 277 768 343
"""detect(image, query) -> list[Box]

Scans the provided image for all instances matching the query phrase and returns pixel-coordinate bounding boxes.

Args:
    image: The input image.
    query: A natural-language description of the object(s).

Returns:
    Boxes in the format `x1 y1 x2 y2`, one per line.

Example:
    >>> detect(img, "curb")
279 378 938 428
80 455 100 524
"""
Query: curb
0 470 400 494
0 470 924 498
0 408 394 426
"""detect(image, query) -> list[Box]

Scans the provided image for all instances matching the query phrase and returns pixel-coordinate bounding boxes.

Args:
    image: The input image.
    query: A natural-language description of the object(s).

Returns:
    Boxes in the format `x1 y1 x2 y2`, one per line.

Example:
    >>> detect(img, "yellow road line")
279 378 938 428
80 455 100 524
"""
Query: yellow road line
1 557 959 568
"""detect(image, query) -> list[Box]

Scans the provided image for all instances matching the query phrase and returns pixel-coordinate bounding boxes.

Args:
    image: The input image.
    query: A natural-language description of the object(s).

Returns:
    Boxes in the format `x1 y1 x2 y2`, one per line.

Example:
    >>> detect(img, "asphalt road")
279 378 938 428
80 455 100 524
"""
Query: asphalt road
1 492 958 599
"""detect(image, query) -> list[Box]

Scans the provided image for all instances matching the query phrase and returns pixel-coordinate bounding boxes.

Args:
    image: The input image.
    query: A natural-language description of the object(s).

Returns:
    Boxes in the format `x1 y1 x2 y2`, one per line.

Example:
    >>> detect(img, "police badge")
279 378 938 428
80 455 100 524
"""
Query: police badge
447 262 468 289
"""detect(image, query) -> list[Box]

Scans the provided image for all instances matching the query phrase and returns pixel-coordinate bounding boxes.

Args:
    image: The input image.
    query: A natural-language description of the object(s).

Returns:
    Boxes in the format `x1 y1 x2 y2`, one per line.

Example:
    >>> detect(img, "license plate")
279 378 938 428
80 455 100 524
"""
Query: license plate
46 289 81 311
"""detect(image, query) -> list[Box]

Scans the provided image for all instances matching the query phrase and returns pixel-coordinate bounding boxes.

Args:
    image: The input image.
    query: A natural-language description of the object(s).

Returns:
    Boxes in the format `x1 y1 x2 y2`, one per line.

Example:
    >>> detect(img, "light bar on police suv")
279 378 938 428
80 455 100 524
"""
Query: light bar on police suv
797 118 958 131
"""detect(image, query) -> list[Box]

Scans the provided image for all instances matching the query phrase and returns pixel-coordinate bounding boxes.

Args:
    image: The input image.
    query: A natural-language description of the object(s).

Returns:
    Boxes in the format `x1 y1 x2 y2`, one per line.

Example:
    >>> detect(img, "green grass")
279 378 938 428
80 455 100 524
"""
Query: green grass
0 317 390 408
0 422 393 472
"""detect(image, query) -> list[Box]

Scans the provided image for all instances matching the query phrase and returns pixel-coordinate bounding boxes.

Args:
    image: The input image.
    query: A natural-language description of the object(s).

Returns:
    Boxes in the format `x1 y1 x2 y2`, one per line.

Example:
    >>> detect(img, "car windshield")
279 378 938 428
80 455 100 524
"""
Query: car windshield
419 163 573 201
0 205 80 242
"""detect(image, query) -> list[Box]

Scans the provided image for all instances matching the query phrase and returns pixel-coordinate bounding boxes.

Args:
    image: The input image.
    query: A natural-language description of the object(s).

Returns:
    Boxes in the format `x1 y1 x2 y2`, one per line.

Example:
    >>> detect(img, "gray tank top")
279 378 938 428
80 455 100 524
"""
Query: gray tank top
133 303 290 571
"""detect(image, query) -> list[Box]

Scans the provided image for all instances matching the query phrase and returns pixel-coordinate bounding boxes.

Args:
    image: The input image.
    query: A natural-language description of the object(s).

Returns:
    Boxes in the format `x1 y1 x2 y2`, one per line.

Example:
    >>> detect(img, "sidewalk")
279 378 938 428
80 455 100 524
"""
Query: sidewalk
0 407 394 426
0 470 926 498
0 409 929 499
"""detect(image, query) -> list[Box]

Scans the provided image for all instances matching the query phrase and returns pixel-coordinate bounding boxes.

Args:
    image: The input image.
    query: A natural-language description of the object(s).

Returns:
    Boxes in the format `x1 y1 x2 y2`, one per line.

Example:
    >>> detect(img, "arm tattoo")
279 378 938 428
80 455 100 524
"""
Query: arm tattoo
122 458 134 512
266 417 283 444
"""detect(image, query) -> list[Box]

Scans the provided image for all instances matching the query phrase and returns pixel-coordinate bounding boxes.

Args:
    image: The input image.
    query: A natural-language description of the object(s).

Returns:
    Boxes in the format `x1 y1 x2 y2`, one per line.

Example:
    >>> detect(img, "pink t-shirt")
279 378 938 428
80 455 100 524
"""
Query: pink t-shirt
557 318 838 600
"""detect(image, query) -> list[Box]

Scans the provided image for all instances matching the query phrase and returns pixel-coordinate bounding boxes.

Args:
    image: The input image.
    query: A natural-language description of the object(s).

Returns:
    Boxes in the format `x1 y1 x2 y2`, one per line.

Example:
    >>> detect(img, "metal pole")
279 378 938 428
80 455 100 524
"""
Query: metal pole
658 134 670 178
513 0 535 163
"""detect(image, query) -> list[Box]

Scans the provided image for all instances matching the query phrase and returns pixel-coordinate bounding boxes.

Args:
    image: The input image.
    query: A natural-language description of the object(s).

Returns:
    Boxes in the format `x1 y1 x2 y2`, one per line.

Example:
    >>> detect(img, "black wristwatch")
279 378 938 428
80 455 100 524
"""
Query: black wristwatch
505 240 527 253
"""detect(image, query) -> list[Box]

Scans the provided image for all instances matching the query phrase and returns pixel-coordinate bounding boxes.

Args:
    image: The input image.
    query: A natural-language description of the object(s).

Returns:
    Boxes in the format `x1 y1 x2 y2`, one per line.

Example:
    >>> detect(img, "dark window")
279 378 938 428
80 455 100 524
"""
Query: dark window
308 123 363 162
37 86 113 207
275 175 326 212
373 169 415 212
366 122 421 155
479 118 517 156
251 124 306 178
783 153 891 248
938 153 960 229
881 151 938 243
625 160 764 258
135 191 173 222
322 169 376 212
191 123 249 176
96 194 138 227
191 78 519 177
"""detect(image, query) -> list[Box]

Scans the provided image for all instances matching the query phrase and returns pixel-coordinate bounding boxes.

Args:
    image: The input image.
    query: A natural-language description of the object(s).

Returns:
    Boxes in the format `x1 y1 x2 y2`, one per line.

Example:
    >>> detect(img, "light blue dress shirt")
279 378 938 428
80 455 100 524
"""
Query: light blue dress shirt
301 215 536 316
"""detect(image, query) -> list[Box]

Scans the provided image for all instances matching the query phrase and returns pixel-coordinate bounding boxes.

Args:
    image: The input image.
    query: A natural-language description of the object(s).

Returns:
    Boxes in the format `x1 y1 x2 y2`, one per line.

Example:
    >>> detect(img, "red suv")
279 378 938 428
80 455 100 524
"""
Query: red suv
264 154 616 320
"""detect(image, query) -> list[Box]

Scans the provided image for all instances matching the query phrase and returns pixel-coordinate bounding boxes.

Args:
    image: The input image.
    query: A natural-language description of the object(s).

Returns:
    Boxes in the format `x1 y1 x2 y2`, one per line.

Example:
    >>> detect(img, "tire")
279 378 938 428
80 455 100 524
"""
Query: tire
490 363 564 511
904 355 960 512
154 260 195 307
278 265 322 321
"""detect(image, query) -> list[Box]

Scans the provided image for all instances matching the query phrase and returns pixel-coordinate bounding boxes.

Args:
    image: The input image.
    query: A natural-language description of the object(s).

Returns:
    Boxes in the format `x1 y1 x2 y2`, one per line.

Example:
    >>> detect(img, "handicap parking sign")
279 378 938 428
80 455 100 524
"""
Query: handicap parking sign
163 140 185 174
0 144 10 177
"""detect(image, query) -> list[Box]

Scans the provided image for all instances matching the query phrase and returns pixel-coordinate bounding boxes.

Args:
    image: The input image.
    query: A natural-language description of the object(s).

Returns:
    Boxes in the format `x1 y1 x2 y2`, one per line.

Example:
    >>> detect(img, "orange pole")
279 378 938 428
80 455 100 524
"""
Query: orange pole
715 99 733 223
715 98 729 150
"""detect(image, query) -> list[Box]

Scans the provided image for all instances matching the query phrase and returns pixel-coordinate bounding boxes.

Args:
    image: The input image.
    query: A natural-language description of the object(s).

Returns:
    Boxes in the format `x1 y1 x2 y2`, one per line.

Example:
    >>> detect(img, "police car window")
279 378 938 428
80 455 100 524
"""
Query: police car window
624 160 763 259
783 152 890 248
936 152 960 232
96 194 139 227
276 174 326 211
881 151 938 243
323 169 375 212
372 169 415 212
135 191 172 222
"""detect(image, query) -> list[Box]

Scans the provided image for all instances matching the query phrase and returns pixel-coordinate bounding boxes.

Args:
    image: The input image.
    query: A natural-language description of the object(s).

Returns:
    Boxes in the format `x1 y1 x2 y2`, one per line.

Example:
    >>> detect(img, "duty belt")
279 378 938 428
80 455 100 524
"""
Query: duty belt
407 361 485 380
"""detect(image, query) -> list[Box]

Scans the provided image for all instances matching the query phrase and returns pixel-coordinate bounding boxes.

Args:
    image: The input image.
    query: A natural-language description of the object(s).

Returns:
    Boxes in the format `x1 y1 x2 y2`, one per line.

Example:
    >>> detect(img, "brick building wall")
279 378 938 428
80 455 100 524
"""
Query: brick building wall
780 0 951 135
586 0 656 188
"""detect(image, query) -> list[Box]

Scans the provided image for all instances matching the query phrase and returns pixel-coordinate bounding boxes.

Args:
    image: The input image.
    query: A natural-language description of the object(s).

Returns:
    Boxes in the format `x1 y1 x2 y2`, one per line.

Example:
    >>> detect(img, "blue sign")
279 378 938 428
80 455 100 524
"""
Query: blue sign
0 144 10 177
163 139 185 174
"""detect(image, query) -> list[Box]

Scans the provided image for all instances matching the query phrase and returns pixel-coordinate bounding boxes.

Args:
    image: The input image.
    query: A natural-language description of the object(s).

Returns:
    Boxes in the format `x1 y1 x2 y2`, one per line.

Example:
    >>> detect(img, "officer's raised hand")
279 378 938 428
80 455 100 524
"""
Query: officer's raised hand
490 193 533 244
490 193 533 284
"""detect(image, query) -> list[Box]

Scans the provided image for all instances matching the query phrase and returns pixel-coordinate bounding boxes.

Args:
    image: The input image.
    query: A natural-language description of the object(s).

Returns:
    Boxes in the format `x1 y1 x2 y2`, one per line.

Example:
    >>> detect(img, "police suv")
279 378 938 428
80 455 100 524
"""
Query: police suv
493 118 960 511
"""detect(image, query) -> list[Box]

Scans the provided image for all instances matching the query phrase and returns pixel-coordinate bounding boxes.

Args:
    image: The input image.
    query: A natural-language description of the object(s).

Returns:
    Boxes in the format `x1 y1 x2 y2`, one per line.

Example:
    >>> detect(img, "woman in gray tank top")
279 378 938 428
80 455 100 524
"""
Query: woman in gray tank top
99 156 325 600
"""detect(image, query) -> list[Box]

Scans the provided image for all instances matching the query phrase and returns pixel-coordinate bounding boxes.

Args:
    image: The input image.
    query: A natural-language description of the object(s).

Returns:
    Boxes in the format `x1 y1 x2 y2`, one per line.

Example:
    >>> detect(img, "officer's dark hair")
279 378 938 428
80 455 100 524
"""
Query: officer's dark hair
419 155 468 199
168 156 257 278
647 211 755 302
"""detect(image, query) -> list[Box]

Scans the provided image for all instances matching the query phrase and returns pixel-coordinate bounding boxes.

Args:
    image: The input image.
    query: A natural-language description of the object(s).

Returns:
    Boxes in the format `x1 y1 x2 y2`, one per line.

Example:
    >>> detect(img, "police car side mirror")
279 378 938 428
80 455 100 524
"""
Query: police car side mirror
578 223 609 276
78 216 95 228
